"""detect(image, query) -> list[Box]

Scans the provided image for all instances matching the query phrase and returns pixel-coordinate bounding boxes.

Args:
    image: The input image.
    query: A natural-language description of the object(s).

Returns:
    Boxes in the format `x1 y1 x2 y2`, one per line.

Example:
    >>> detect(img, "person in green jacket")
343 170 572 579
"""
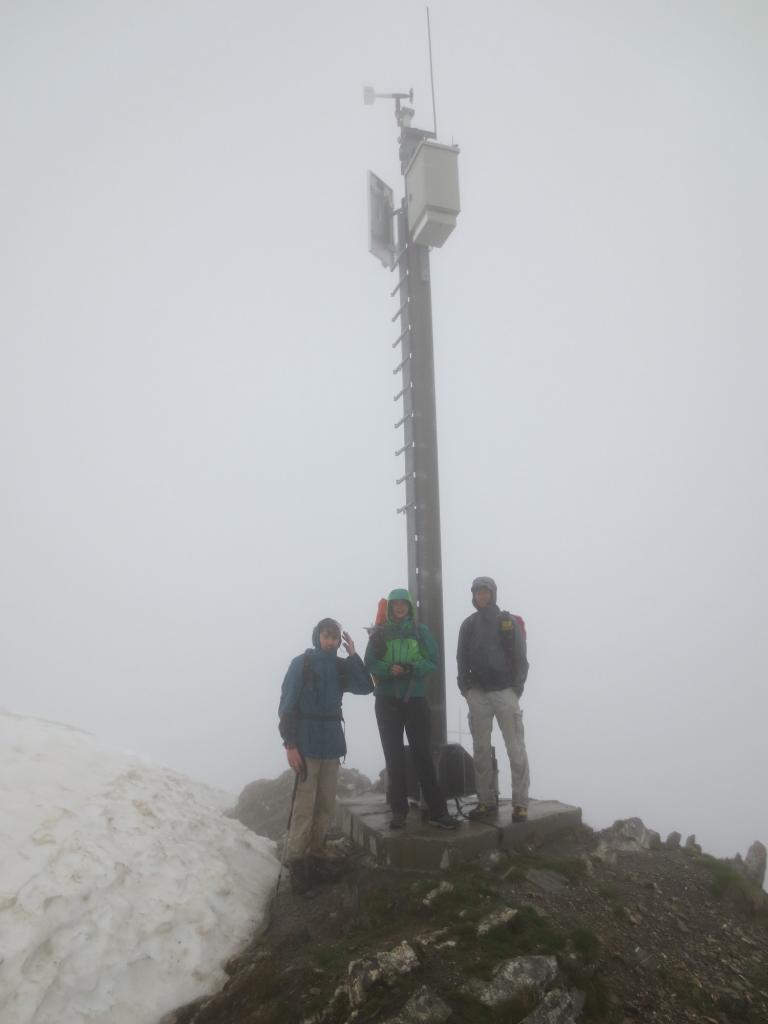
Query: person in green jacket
364 588 458 830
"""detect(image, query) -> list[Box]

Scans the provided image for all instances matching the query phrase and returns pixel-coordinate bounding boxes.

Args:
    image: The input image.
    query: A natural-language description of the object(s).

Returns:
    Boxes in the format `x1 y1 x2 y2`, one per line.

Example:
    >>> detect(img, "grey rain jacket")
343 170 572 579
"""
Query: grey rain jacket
457 599 529 698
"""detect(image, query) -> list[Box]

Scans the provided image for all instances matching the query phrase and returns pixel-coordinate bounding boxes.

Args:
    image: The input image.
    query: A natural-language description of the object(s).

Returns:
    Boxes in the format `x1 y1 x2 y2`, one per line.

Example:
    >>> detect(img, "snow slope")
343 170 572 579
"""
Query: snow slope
0 710 279 1024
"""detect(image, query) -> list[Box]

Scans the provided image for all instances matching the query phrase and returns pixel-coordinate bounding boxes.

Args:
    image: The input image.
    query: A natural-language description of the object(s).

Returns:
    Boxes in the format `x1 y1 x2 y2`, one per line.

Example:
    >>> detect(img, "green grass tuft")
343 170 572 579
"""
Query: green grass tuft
570 926 601 964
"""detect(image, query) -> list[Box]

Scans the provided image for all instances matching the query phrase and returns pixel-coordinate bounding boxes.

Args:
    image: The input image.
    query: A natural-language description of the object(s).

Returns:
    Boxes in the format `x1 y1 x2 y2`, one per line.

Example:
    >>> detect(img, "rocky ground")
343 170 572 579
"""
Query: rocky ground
164 803 768 1024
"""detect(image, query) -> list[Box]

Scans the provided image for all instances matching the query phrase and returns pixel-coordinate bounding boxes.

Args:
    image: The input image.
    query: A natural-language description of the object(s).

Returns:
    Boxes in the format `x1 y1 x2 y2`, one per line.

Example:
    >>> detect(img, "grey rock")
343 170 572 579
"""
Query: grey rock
744 841 767 888
228 770 309 838
684 834 701 853
594 817 662 863
336 767 376 797
466 955 560 1007
230 767 372 839
520 988 580 1024
413 928 452 950
477 907 518 935
665 831 682 849
348 958 384 1008
381 985 452 1024
378 941 420 977
348 941 421 1008
422 881 454 907
526 868 570 892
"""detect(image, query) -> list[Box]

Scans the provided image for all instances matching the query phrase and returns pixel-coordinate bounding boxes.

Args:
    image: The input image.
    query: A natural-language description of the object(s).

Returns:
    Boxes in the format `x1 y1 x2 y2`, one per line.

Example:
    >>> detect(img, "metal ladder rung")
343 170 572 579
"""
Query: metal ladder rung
390 300 408 322
390 275 407 297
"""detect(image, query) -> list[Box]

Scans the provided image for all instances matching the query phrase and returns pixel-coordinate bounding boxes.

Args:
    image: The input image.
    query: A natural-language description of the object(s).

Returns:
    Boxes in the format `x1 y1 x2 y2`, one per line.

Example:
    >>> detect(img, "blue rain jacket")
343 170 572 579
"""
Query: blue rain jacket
278 647 373 759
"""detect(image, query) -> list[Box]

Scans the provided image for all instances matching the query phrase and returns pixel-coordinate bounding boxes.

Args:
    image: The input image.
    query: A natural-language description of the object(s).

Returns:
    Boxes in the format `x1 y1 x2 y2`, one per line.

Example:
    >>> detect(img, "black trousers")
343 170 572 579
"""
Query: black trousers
375 695 447 818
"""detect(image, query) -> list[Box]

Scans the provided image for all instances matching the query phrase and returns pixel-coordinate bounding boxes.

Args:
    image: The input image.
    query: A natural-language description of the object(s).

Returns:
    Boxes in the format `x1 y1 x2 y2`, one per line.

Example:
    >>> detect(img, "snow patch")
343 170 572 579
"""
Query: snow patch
0 710 279 1024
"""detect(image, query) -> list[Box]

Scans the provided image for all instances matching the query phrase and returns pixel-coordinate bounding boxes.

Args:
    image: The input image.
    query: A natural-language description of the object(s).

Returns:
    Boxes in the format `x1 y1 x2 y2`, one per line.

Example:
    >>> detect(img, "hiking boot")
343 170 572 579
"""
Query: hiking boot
428 813 460 830
389 813 407 830
512 805 528 823
468 802 497 821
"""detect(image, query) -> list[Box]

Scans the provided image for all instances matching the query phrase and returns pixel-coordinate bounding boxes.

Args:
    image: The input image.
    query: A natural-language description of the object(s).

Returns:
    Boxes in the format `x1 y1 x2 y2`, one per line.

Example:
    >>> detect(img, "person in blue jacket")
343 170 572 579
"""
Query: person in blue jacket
278 617 373 887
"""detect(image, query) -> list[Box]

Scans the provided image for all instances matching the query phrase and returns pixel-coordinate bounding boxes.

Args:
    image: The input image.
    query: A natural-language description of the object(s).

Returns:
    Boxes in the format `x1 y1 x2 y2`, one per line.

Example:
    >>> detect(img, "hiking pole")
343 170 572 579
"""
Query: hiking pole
275 769 300 897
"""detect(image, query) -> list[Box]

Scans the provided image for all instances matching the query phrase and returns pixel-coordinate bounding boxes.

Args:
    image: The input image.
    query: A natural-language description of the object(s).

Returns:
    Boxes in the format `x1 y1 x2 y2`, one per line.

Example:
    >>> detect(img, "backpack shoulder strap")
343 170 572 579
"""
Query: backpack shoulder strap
306 649 346 692
302 651 314 683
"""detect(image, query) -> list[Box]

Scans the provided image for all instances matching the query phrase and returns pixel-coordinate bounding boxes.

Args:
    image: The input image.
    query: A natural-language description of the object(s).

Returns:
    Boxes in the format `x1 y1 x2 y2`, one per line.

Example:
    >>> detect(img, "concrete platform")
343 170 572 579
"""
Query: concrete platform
336 794 582 871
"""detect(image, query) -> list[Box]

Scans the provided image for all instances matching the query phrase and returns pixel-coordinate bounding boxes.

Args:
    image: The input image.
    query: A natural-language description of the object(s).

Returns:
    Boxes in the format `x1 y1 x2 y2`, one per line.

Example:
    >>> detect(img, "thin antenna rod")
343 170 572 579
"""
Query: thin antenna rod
426 7 438 137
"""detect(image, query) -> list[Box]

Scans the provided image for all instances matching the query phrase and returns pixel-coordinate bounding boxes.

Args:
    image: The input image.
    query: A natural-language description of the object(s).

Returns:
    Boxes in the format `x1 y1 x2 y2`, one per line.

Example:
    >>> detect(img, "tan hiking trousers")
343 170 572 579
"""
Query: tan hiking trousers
466 687 530 807
285 757 340 863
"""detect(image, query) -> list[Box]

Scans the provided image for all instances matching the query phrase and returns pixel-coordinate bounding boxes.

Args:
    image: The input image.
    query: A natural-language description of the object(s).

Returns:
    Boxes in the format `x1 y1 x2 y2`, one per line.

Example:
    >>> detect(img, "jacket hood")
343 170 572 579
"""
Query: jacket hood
312 617 342 649
387 588 413 622
471 576 498 609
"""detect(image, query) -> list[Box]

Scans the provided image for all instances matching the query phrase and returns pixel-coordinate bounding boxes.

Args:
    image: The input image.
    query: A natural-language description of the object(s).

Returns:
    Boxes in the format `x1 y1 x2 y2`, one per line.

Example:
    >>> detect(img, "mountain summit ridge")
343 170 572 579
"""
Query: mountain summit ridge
168 773 768 1024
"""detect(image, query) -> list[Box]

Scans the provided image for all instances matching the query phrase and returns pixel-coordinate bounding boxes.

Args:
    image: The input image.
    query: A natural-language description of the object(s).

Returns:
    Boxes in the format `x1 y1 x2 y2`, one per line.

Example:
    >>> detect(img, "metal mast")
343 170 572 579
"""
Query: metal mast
367 90 460 747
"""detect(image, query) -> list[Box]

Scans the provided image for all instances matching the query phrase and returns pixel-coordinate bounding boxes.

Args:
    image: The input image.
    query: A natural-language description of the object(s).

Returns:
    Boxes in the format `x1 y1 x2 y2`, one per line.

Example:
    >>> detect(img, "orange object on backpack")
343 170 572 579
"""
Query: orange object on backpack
374 597 388 626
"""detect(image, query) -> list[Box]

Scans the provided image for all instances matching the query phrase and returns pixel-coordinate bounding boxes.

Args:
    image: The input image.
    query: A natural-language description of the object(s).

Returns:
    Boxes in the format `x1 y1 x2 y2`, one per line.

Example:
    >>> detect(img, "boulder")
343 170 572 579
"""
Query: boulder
229 767 372 839
684 834 702 854
476 907 518 936
380 984 452 1023
520 988 581 1024
665 831 682 849
526 868 570 892
378 941 421 977
348 940 420 1008
594 818 661 863
413 928 456 952
228 770 297 839
422 881 454 907
465 955 560 1007
744 841 767 888
335 767 376 799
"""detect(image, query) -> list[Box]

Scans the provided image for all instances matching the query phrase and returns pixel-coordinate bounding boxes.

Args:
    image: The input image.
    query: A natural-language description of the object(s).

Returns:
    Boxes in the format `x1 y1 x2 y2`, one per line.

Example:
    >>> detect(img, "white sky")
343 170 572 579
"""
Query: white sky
2 1 767 861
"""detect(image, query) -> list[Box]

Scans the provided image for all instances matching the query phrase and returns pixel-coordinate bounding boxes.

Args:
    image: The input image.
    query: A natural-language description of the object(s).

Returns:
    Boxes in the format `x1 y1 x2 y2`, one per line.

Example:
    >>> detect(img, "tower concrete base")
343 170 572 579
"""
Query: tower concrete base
336 794 582 871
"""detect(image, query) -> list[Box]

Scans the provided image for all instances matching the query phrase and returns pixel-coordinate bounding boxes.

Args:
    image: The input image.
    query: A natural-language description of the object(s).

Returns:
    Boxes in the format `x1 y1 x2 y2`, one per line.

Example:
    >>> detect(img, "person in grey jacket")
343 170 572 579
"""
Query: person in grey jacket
457 577 530 822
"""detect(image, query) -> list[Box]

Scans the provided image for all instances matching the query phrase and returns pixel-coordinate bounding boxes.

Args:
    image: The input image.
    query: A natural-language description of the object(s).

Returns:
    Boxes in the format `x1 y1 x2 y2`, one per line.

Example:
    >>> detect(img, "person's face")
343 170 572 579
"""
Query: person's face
318 628 341 651
474 587 493 608
391 600 410 621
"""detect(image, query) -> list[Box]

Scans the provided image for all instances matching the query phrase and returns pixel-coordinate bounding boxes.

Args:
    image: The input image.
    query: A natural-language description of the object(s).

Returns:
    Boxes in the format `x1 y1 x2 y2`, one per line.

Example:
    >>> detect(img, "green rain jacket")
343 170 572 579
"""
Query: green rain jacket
363 588 439 699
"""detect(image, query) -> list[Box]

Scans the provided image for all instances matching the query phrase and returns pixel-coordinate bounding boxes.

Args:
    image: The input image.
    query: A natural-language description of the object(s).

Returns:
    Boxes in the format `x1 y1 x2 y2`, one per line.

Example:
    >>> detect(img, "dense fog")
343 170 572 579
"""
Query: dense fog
2 0 766 861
